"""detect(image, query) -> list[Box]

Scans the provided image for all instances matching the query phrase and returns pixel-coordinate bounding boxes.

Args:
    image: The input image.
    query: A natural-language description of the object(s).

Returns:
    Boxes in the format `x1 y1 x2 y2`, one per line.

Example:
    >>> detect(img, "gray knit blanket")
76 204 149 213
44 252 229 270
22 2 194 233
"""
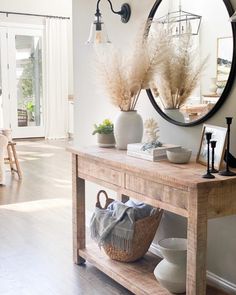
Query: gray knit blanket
90 200 156 252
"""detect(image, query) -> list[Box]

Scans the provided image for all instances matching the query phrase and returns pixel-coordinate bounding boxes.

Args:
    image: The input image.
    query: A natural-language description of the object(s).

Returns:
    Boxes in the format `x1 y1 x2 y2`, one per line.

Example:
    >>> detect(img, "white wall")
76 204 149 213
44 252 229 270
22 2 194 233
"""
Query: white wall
155 0 232 96
73 0 236 289
0 0 73 94
0 0 71 18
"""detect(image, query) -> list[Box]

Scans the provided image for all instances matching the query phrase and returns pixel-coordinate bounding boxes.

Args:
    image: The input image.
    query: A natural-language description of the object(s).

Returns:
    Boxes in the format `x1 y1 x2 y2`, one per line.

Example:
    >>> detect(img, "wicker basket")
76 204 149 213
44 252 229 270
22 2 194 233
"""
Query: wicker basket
95 190 163 263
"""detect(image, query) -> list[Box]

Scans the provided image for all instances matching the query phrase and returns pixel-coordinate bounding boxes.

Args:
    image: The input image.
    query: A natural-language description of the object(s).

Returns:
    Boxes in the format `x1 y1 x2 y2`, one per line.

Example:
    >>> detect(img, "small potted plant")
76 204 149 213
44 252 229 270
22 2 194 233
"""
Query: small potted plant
26 101 35 123
92 119 115 148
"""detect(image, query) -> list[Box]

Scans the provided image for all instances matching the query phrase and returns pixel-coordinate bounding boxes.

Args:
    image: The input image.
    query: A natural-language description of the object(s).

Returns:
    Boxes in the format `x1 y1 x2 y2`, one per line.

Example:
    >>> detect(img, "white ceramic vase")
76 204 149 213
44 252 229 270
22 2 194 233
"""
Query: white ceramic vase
209 77 217 94
164 108 185 123
154 238 187 294
114 111 143 150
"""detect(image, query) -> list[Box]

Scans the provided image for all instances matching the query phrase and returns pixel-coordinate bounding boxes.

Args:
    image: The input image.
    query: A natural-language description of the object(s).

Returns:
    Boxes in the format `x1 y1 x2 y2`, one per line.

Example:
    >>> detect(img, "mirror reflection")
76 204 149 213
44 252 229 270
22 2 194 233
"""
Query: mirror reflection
149 0 233 124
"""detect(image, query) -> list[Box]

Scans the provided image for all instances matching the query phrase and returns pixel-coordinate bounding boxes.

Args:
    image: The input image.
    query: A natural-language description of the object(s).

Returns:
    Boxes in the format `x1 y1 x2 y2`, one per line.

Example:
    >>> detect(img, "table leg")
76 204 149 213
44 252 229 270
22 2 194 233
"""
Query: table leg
117 192 129 203
7 144 14 172
186 188 209 295
11 144 22 179
72 154 86 265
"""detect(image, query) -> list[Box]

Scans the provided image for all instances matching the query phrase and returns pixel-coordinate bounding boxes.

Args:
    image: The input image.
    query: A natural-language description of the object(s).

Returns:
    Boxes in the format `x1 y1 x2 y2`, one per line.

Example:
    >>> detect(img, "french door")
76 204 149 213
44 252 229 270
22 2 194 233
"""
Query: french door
0 25 44 138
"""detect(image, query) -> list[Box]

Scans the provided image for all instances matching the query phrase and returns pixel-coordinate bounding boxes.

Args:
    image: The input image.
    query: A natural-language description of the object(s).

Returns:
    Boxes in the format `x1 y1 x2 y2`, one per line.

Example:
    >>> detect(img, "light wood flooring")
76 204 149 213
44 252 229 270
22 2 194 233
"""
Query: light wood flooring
0 140 229 295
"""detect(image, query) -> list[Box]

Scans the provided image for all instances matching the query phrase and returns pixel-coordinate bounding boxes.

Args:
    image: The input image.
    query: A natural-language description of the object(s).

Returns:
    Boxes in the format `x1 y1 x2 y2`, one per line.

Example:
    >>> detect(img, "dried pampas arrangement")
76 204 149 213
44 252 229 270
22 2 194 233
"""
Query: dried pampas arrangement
153 31 207 109
95 21 169 111
95 21 206 111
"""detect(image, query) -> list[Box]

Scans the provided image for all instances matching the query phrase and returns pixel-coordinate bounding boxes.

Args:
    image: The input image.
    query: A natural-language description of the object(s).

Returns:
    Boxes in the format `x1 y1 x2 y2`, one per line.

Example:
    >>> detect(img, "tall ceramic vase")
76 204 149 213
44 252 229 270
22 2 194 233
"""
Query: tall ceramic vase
114 110 143 150
154 238 187 294
164 108 185 122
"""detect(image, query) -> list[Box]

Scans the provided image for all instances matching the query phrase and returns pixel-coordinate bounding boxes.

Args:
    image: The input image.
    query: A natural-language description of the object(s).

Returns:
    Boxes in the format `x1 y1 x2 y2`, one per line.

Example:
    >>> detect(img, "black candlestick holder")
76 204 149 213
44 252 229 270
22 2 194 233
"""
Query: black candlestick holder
203 132 215 179
210 141 218 173
219 117 236 177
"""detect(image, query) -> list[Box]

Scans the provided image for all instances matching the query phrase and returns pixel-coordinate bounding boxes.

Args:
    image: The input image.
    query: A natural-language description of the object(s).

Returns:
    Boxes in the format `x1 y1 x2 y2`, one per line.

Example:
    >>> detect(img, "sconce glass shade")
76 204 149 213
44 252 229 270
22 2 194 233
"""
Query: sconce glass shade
86 16 111 45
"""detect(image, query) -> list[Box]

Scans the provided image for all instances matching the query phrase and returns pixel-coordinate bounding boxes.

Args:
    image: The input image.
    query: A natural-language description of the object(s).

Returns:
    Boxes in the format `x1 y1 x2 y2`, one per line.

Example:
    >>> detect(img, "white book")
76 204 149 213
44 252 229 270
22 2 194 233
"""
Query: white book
127 151 167 162
127 143 181 156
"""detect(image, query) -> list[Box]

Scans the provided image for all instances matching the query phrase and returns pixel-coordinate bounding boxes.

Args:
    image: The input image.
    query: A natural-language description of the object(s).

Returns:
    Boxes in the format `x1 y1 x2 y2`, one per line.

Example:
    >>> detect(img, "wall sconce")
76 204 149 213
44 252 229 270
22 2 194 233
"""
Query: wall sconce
87 0 131 44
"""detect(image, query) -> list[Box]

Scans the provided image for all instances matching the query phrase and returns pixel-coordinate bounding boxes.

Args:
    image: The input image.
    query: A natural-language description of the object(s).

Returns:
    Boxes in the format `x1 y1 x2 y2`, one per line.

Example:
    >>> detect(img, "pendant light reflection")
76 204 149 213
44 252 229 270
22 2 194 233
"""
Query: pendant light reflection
155 0 201 36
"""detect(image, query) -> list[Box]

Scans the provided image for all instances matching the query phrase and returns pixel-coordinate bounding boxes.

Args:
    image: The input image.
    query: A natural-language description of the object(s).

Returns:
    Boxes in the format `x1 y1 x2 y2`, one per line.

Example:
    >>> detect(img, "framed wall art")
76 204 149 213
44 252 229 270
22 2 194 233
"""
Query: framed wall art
197 124 227 170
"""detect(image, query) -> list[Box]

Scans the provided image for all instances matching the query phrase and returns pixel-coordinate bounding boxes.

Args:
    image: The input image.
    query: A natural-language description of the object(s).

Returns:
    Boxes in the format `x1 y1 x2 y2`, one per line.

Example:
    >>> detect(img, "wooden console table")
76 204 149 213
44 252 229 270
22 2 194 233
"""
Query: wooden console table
69 146 236 295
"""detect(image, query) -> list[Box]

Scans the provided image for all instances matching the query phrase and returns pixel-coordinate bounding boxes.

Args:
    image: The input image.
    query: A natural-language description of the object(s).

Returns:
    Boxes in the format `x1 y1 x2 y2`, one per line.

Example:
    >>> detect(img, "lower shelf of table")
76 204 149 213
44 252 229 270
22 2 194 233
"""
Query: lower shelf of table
79 242 172 295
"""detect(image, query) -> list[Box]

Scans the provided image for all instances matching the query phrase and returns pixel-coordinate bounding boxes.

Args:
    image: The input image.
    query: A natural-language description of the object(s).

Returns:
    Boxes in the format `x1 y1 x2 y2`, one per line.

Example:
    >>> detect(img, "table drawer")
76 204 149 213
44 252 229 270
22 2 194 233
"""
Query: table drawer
78 158 123 186
125 174 188 210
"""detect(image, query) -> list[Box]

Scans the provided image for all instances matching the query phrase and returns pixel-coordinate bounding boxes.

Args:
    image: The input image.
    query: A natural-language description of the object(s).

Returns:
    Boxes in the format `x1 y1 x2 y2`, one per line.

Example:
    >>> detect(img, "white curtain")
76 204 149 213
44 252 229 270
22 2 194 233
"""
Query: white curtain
45 18 69 139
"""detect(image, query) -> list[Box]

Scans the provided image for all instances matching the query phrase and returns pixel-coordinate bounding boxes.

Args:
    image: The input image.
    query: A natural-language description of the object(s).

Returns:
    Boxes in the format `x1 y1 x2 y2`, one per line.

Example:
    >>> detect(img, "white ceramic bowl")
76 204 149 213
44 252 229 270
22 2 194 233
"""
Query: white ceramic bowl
167 148 192 164
158 238 187 263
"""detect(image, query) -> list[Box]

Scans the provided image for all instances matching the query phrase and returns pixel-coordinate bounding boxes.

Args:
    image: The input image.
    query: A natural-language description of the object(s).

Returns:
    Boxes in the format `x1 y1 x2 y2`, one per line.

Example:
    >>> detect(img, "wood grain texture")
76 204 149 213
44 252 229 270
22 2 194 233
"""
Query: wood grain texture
5 142 22 179
70 145 236 295
80 242 171 295
125 173 188 210
68 145 236 189
0 140 230 295
186 187 209 295
72 154 86 264
208 182 236 218
77 158 123 187
10 142 23 179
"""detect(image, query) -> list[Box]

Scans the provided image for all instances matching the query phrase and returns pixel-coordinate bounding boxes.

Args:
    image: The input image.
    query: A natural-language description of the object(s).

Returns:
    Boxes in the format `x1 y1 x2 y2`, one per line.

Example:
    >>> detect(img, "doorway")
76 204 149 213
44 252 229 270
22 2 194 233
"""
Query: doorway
0 24 44 138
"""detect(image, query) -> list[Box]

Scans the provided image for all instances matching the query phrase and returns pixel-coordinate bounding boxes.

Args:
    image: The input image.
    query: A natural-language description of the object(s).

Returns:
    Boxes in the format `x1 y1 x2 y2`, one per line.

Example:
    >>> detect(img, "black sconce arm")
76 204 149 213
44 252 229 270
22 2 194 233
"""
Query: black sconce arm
96 0 131 23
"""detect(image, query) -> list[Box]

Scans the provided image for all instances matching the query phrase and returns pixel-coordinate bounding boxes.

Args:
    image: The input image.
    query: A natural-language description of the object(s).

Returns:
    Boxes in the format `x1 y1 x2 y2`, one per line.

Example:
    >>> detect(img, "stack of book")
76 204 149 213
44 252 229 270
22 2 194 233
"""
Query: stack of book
127 143 181 162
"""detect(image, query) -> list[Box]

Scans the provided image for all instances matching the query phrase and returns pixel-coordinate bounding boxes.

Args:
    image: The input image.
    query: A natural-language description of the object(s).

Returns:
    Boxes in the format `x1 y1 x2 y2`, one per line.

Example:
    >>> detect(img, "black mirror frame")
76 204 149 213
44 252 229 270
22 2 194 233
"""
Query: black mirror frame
147 0 236 127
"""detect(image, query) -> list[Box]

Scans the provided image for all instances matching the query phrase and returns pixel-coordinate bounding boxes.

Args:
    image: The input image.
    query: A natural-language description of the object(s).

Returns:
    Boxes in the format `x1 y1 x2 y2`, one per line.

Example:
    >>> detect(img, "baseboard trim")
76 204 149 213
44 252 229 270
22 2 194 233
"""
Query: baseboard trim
150 243 236 294
207 271 236 294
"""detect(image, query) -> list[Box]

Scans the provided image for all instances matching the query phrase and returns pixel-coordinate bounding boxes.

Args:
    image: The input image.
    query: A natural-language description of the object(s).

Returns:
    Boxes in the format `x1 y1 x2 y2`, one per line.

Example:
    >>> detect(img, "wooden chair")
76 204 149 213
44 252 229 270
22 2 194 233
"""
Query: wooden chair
5 141 22 179
17 109 28 127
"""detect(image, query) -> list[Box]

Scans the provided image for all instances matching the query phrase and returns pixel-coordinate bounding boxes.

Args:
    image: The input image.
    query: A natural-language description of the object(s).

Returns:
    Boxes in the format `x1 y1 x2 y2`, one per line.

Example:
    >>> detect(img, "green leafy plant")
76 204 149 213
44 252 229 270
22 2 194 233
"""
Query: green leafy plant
92 119 114 135
26 101 35 113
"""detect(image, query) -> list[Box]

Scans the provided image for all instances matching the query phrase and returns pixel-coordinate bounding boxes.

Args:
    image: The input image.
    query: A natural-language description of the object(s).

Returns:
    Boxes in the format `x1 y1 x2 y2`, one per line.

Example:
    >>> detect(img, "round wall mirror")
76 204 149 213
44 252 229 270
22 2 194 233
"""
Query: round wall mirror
147 0 236 126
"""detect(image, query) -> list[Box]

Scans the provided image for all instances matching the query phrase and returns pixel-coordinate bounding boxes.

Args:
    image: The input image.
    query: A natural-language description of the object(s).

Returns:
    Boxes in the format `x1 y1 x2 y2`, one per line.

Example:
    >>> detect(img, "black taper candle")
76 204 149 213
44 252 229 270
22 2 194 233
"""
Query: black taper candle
219 117 236 176
203 132 215 179
210 141 218 173
226 117 232 172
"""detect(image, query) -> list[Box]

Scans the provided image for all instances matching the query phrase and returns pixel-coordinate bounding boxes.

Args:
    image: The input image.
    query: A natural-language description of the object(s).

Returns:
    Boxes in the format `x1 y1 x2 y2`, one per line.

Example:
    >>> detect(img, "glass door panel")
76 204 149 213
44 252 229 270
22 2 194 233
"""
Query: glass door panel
16 35 42 128
0 28 9 130
8 27 44 138
0 34 2 128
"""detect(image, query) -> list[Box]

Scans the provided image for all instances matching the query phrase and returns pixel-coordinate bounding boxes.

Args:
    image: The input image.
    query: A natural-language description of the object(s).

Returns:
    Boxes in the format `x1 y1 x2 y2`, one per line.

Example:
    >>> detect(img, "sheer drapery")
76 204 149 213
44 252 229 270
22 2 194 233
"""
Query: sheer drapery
45 18 69 139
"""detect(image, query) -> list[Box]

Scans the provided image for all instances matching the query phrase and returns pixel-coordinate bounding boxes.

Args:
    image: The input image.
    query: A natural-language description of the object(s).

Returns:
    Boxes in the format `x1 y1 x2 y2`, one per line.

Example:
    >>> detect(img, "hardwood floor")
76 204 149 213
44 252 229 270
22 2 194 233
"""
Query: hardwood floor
0 140 229 295
0 140 131 295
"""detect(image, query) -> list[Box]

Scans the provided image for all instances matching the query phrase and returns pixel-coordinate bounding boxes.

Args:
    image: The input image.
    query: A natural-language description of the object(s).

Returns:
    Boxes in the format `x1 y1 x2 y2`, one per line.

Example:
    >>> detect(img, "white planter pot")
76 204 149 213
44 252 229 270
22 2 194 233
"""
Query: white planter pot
164 108 185 123
114 111 143 150
154 238 187 294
